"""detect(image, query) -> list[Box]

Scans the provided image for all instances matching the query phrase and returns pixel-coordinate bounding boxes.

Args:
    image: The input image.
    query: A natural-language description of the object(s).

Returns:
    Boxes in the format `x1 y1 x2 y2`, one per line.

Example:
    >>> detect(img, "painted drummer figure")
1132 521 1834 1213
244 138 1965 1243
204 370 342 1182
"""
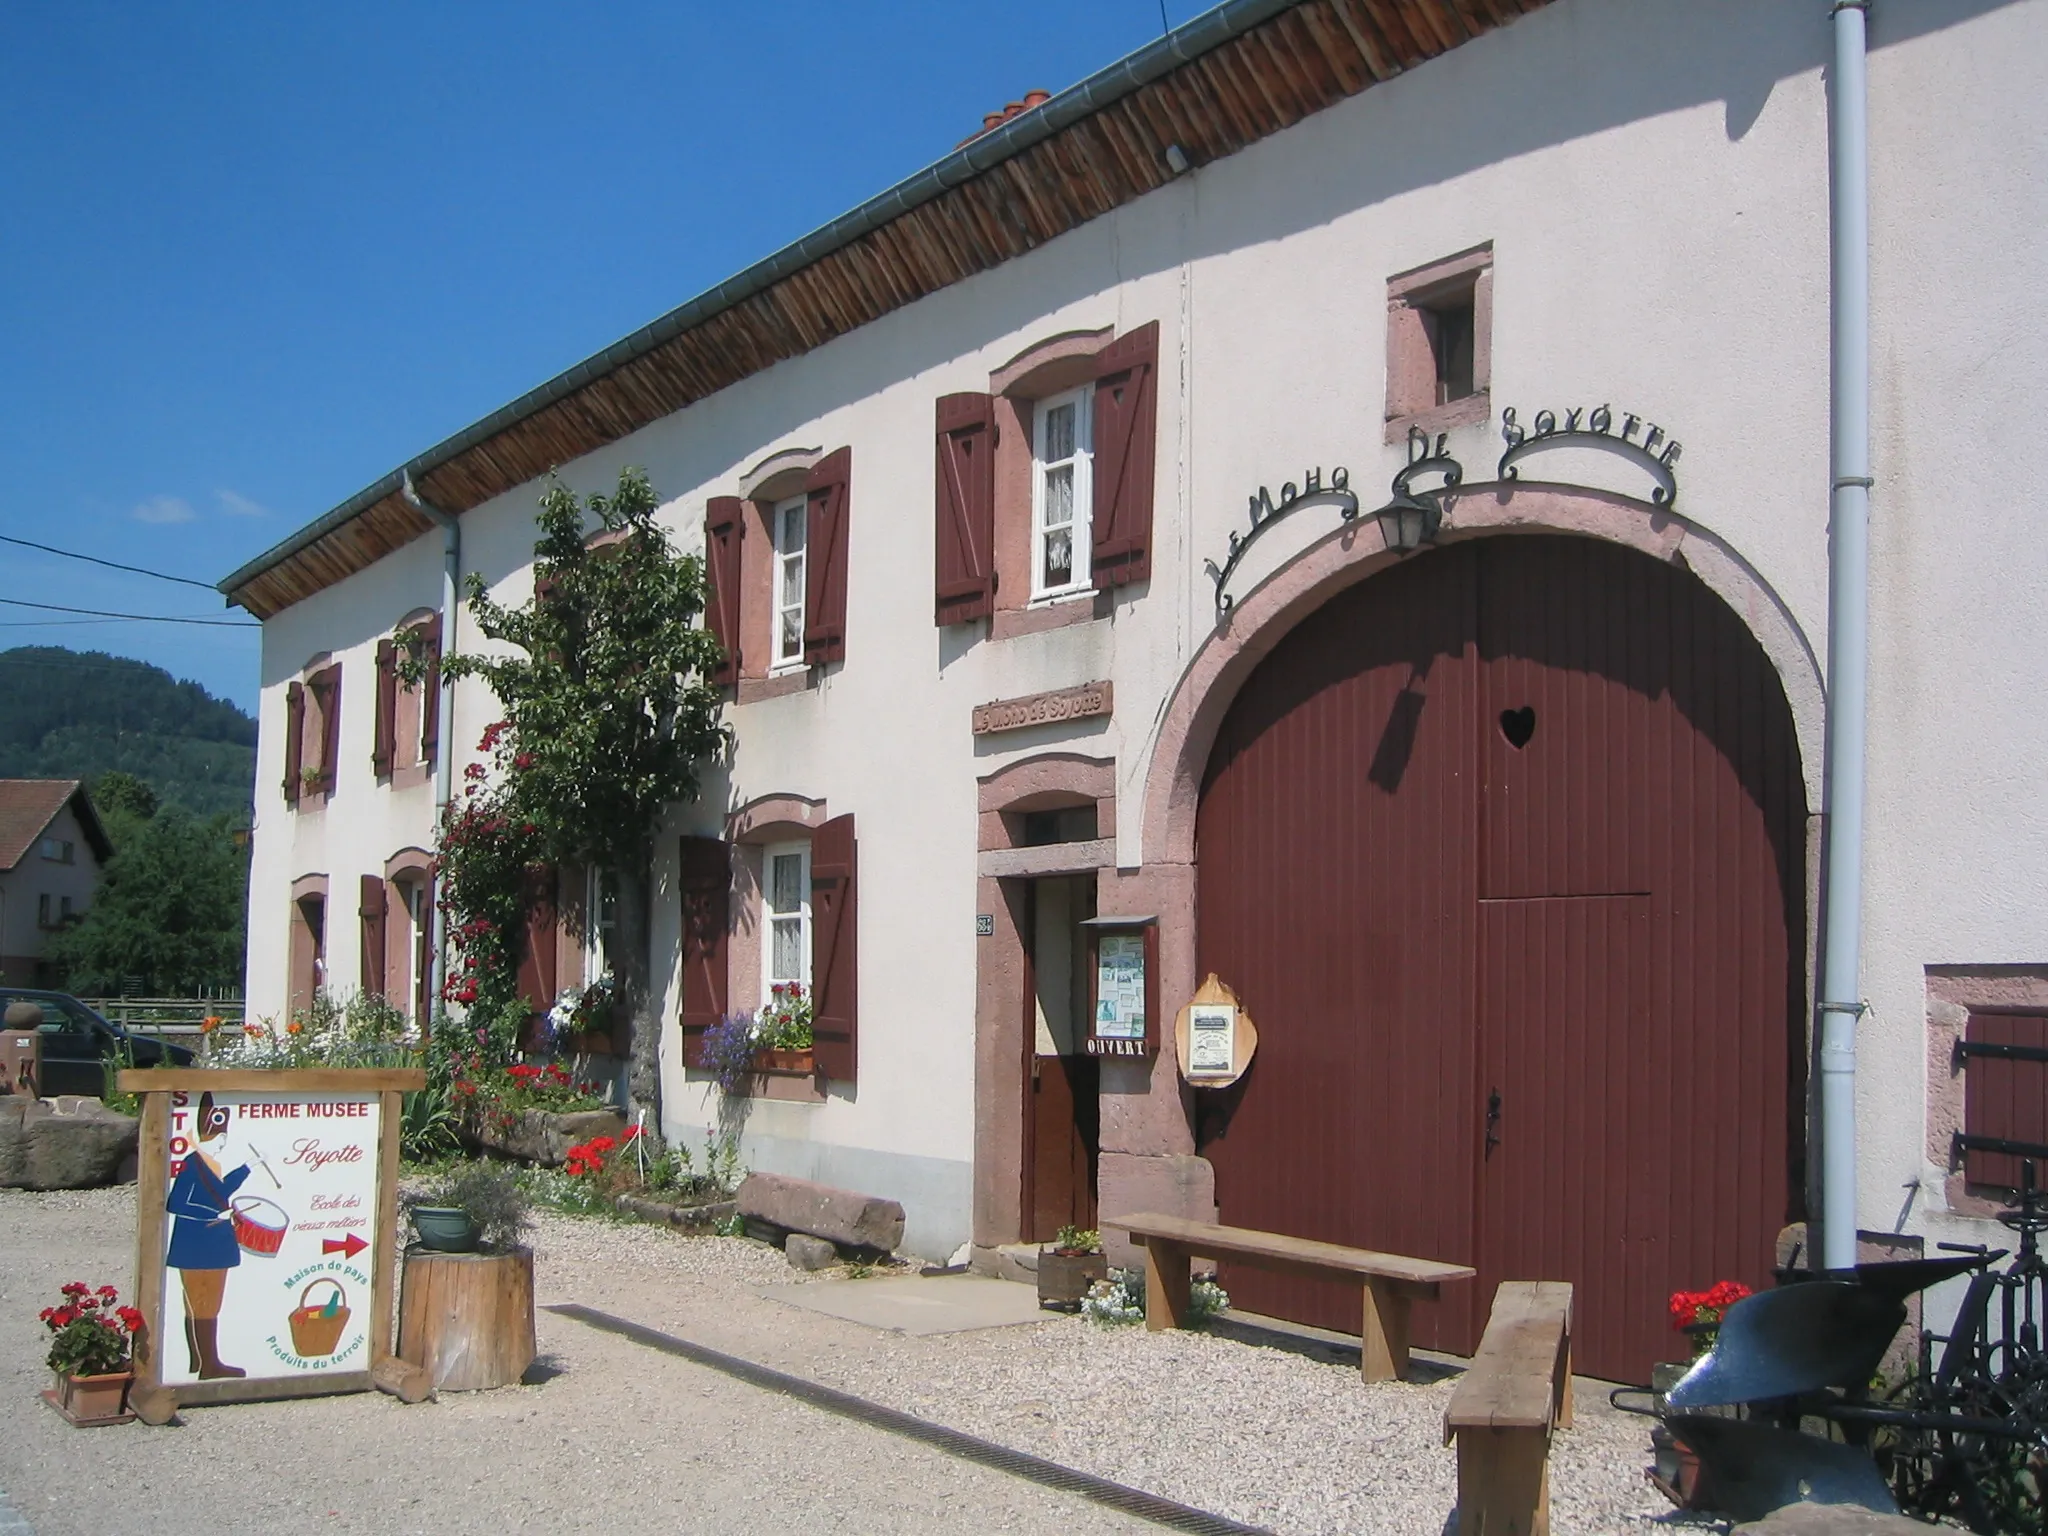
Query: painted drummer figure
165 1091 250 1379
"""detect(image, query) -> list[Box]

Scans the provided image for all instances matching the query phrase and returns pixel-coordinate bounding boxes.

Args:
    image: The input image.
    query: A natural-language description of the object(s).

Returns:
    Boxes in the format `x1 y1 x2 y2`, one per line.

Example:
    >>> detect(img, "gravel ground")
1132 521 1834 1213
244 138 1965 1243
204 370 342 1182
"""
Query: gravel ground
1 1186 1727 1535
0 1188 1147 1536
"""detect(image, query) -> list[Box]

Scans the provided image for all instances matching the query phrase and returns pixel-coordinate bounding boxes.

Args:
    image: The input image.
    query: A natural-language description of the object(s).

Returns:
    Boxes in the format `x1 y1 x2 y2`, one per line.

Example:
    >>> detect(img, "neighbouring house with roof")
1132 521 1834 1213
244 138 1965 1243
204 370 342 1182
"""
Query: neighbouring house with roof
219 0 2048 1381
0 780 112 987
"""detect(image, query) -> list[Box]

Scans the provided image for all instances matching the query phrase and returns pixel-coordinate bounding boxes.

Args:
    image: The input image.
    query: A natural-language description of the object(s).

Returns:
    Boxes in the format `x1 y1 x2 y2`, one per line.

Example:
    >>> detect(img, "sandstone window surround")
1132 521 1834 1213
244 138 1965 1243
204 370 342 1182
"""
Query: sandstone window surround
678 795 859 1092
934 321 1159 641
361 848 437 1026
288 873 329 1018
1384 243 1493 444
1927 966 2048 1218
705 445 853 704
372 609 441 790
283 655 342 811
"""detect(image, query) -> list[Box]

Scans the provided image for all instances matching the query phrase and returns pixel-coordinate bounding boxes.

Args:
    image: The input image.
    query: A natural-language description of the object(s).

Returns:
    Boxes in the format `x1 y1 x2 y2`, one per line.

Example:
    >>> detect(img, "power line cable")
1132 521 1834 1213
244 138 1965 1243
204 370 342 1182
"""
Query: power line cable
0 532 223 591
0 597 257 628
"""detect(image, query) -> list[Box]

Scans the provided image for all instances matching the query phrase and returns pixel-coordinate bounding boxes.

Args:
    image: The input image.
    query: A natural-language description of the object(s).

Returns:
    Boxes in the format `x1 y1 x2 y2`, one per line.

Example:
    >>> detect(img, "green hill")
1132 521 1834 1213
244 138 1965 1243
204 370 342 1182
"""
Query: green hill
0 647 256 821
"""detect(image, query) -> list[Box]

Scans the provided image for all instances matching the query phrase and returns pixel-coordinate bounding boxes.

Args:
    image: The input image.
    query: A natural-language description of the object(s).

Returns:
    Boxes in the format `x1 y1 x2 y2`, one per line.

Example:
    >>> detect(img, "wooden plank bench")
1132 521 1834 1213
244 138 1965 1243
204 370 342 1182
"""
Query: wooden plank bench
1102 1212 1476 1382
1443 1280 1574 1536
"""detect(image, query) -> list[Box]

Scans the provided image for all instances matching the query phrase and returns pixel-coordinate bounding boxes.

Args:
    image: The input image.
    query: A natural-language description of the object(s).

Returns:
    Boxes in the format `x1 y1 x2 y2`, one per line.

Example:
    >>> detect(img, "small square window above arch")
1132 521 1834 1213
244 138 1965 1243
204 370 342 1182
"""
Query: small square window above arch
1385 243 1493 443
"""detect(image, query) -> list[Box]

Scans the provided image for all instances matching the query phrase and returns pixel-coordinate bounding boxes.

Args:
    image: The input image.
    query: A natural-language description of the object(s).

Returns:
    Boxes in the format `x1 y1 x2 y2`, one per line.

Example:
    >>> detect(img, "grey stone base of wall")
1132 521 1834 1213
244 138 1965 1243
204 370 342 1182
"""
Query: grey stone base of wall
1097 1152 1217 1270
667 1125 970 1263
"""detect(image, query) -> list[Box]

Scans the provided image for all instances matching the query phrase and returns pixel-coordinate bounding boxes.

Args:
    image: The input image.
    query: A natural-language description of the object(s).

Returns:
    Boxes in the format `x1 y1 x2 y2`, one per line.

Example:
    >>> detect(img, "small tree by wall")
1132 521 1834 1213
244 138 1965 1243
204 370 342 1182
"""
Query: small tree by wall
439 467 727 1125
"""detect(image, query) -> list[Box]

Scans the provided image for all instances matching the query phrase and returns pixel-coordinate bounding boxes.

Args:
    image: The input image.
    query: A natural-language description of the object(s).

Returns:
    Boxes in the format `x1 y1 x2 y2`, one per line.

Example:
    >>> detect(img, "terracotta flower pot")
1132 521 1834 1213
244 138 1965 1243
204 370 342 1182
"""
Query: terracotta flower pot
754 1048 815 1075
47 1369 133 1427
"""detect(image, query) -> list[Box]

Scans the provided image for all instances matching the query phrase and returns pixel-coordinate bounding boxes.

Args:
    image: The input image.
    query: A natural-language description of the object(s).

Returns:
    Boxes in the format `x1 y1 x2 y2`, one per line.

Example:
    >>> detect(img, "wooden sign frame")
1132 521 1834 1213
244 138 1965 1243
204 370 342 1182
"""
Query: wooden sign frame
118 1067 422 1416
1175 973 1258 1087
1083 918 1159 1058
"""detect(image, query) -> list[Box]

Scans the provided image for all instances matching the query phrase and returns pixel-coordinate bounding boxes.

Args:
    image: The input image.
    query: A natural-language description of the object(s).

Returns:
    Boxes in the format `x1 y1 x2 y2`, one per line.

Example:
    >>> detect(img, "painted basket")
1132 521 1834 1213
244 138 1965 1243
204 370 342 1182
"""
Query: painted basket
287 1278 350 1358
231 1194 290 1256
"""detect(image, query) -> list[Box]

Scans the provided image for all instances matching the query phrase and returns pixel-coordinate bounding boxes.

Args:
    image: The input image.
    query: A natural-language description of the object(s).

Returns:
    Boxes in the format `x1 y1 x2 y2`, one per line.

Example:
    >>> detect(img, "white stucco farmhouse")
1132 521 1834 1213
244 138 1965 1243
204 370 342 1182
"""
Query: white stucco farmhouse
221 0 2048 1381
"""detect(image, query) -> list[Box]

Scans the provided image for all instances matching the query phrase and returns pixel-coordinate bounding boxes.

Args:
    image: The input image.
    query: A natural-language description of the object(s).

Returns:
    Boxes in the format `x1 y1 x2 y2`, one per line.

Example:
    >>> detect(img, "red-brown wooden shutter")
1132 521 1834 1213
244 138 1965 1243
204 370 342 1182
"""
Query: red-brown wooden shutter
935 394 997 626
372 639 397 775
314 664 343 792
283 681 306 804
810 814 857 1083
1963 1011 2048 1189
678 836 731 1069
804 447 852 666
704 496 744 686
359 875 387 996
419 624 443 761
1090 320 1160 590
516 865 559 1011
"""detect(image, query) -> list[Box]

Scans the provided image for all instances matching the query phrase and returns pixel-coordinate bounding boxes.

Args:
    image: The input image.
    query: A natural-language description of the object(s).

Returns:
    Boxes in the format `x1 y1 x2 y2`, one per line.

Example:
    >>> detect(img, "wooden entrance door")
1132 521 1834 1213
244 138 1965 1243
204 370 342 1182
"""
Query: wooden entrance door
1195 535 1804 1381
1022 876 1100 1242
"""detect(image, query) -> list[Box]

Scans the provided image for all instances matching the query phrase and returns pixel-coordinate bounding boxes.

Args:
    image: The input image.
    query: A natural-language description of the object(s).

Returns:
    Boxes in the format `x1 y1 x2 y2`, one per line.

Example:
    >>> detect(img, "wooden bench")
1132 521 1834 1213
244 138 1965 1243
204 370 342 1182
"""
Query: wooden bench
1443 1280 1574 1536
1102 1212 1476 1382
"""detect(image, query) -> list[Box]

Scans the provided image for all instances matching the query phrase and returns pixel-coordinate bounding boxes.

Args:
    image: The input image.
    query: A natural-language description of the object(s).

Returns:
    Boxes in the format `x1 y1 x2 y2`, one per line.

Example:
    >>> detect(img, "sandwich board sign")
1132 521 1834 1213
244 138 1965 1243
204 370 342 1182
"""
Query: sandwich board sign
118 1067 420 1417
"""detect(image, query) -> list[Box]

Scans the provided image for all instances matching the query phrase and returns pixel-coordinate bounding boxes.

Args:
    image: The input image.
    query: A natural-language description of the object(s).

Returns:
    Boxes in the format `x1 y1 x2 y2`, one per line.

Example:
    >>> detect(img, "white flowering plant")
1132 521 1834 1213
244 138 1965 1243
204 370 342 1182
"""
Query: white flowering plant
1082 1268 1229 1327
545 976 616 1045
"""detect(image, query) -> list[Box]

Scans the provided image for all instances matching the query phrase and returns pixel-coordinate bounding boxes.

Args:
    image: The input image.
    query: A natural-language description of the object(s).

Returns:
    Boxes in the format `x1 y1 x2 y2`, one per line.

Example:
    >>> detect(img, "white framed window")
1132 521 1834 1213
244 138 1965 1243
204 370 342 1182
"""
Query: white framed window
762 841 811 994
772 494 807 669
1031 387 1093 599
583 866 616 981
401 879 431 1024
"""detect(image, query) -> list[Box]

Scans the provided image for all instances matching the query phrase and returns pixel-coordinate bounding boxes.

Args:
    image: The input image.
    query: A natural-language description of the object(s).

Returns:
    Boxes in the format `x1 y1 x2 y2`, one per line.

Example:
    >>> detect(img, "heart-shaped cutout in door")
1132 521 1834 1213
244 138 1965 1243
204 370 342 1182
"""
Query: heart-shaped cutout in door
1499 706 1536 749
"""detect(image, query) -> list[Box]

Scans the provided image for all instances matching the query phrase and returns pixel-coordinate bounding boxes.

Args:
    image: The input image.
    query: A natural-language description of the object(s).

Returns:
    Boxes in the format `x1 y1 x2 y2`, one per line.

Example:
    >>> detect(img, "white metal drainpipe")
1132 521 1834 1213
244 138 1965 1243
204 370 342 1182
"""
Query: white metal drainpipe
1820 0 1873 1274
401 471 460 1021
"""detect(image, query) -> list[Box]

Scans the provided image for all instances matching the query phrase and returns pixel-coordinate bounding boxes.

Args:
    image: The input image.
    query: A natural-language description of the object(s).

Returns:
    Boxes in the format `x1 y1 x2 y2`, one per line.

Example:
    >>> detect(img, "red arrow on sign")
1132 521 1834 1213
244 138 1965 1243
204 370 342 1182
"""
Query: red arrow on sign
322 1233 368 1260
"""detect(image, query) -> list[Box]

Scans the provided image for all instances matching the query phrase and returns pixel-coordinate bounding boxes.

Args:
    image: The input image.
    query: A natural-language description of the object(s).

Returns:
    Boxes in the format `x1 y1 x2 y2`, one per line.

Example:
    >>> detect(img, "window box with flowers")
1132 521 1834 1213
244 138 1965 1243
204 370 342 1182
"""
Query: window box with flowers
38 1280 143 1427
543 976 617 1057
753 982 815 1074
700 988 816 1092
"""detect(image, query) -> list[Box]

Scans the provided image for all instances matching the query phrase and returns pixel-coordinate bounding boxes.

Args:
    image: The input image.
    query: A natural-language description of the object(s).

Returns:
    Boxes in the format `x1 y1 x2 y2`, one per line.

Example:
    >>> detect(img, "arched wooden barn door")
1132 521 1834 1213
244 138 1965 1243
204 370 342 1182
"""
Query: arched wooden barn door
1194 533 1805 1381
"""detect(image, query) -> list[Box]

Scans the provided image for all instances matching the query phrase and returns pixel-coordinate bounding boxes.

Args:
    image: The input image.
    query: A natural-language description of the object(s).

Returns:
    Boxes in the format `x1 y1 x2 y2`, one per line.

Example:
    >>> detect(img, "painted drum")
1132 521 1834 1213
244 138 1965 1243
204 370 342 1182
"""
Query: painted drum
230 1194 290 1256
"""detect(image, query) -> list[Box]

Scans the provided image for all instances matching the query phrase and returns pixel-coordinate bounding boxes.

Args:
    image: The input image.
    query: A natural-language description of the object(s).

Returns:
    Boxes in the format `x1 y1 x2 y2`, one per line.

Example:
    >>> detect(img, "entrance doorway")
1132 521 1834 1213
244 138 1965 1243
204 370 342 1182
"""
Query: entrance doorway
1193 534 1806 1381
1021 874 1099 1242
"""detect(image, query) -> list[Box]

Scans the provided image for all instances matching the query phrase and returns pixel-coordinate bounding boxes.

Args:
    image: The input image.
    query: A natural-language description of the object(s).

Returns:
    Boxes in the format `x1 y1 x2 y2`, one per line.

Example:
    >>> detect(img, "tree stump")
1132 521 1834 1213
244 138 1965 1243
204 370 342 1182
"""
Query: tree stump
397 1247 536 1391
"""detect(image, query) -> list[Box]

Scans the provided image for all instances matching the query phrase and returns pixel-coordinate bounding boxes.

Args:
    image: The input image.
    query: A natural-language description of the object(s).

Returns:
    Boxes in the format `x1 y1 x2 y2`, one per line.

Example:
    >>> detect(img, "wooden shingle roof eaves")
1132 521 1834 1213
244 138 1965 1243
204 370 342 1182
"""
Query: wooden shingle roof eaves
220 0 1552 621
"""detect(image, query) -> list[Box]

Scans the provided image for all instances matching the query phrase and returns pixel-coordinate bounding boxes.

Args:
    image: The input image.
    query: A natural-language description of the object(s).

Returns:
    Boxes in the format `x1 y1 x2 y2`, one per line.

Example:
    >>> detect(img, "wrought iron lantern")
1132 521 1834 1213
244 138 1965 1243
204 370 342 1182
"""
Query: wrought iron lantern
1369 427 1459 556
1377 494 1441 553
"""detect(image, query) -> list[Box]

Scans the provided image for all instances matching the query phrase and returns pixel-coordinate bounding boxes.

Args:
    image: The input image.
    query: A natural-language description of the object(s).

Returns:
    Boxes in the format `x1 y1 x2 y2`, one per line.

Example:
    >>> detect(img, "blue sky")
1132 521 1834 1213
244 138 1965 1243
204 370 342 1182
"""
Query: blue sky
0 2 1185 714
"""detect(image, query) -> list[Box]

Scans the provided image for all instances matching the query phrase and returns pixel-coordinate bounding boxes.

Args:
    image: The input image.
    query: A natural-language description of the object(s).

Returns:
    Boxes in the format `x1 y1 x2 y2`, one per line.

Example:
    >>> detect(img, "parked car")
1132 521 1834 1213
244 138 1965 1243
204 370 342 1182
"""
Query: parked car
0 988 195 1098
